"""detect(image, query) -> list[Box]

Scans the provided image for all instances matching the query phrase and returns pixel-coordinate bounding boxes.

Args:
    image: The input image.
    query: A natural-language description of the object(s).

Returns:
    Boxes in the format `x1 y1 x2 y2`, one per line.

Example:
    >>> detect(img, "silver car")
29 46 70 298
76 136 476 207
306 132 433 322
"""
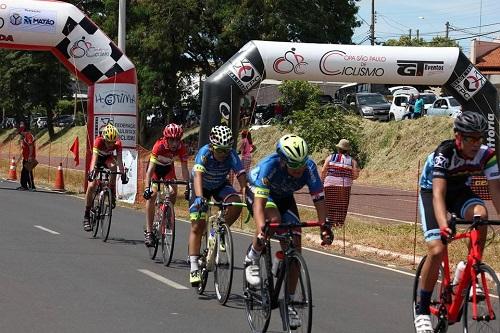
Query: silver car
426 96 461 118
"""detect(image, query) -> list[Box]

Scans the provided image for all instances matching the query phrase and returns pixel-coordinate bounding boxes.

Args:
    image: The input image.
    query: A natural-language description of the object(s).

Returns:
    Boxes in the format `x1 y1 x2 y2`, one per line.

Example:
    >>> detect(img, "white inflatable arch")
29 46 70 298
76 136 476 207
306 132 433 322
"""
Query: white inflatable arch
200 41 499 162
0 0 138 202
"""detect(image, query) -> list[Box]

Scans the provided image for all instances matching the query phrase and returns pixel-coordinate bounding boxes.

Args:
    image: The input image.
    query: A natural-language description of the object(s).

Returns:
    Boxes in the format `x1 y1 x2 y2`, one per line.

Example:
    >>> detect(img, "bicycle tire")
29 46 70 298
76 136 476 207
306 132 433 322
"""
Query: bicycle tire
463 263 500 333
100 189 113 242
148 204 162 260
162 203 175 266
412 255 448 332
91 191 101 238
214 223 234 305
197 231 209 295
243 245 272 333
283 252 313 333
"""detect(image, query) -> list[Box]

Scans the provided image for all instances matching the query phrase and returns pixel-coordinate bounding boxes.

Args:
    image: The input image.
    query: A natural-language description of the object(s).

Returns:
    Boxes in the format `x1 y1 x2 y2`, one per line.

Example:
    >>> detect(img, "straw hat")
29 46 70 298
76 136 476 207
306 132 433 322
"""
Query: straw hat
336 139 351 151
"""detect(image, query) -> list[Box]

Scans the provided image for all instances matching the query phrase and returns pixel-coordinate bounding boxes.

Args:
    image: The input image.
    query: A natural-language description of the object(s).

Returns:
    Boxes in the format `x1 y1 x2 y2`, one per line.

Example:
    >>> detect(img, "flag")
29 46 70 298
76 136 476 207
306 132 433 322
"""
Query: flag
69 137 79 166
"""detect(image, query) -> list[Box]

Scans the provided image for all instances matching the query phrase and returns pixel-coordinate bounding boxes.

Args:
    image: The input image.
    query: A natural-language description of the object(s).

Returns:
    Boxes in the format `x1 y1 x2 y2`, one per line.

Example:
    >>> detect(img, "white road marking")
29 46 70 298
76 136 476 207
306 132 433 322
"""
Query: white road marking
138 269 188 290
34 225 60 235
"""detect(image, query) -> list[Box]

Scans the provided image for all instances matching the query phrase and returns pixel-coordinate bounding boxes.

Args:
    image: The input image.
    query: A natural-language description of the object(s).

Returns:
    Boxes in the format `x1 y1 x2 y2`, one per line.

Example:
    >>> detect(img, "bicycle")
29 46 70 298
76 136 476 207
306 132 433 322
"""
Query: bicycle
89 167 125 242
147 179 189 266
243 220 324 333
413 215 500 333
194 200 249 305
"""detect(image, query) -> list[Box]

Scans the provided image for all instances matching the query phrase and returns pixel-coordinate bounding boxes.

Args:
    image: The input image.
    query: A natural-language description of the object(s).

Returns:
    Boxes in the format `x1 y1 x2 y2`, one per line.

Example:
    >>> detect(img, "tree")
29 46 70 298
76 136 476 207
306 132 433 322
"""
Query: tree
384 35 459 48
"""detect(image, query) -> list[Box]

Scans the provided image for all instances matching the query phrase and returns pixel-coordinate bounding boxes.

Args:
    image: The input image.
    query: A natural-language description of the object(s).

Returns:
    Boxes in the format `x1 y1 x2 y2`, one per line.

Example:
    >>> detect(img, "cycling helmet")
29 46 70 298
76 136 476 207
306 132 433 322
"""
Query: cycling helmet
209 125 233 147
163 123 183 139
276 134 308 168
453 111 488 134
102 124 118 142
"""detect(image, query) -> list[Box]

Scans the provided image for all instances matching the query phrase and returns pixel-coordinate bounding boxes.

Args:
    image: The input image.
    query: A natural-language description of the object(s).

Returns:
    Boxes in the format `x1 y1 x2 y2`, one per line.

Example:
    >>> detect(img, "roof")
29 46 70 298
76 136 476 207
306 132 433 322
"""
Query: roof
476 46 500 74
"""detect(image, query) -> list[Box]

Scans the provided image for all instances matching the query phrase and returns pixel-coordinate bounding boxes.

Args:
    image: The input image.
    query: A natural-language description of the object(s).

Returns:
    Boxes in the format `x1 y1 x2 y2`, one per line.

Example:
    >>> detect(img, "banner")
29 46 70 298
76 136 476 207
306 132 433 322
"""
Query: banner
93 114 136 149
117 148 137 204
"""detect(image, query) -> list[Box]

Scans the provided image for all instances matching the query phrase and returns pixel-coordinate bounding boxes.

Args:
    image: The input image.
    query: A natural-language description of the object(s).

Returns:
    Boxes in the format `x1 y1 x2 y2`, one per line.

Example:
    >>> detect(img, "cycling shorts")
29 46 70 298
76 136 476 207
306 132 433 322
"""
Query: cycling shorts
419 187 485 242
96 155 116 169
245 186 301 236
152 164 175 181
188 181 238 220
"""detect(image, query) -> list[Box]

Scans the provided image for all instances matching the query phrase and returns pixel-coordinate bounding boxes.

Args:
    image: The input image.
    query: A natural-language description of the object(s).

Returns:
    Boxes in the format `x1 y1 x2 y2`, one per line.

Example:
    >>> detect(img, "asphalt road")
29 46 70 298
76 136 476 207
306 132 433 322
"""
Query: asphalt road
0 179 472 333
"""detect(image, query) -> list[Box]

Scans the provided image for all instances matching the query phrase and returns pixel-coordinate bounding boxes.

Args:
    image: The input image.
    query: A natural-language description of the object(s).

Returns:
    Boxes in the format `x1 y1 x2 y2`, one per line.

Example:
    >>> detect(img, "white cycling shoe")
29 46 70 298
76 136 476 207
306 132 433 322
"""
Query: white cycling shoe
414 314 433 333
245 261 261 287
288 305 302 329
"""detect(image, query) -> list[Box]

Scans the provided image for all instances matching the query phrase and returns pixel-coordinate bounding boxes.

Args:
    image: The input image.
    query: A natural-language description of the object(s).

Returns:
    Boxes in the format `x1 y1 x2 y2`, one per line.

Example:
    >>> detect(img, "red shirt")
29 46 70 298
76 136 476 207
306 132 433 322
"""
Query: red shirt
93 136 123 156
150 139 188 166
21 131 36 160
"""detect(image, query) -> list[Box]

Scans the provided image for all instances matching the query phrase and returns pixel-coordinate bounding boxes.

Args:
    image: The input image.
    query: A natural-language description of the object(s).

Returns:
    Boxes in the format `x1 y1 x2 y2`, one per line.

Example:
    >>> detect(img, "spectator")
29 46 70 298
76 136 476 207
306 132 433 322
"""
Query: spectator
320 139 360 226
413 93 424 119
17 121 37 191
274 101 284 121
402 94 416 120
238 129 255 174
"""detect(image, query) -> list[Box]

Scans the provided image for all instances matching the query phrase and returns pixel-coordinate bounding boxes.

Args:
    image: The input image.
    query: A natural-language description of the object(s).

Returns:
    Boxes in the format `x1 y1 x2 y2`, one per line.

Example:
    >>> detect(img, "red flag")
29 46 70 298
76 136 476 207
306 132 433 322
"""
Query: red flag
69 137 79 166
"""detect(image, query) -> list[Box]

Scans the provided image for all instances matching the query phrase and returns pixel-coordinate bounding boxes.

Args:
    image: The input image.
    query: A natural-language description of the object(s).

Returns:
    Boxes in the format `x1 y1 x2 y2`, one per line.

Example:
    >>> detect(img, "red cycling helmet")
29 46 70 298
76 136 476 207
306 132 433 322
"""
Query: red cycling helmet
163 123 183 139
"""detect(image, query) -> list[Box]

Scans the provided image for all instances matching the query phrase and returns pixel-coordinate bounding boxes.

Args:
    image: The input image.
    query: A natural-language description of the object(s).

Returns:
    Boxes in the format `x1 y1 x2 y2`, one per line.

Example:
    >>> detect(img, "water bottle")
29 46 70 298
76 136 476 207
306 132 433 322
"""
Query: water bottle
206 228 216 270
272 250 285 276
452 261 466 287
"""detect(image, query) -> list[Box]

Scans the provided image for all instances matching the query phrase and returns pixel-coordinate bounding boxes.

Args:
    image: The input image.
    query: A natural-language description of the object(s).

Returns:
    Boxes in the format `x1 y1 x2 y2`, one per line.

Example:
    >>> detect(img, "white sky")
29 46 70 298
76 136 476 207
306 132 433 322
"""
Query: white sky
353 0 500 55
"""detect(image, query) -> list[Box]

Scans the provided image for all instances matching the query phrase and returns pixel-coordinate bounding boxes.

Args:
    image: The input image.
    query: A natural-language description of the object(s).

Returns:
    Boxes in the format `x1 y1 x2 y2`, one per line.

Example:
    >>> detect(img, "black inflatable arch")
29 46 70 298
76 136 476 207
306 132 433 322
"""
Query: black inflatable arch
200 41 498 161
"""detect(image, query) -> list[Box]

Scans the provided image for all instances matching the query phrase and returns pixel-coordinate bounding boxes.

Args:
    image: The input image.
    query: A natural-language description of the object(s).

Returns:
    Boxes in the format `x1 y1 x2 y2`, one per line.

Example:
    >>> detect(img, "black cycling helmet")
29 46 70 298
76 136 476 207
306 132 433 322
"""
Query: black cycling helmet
453 111 488 134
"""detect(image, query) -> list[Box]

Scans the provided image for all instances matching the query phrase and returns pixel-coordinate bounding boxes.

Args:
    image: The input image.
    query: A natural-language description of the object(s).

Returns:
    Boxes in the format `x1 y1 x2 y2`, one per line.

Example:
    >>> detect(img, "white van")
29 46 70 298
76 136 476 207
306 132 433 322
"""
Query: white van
389 93 437 121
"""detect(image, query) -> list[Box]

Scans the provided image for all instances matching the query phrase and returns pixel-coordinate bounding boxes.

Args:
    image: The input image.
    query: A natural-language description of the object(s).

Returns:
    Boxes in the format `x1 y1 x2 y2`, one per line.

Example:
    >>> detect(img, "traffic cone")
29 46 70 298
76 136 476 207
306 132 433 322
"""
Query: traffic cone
53 162 65 191
7 157 17 180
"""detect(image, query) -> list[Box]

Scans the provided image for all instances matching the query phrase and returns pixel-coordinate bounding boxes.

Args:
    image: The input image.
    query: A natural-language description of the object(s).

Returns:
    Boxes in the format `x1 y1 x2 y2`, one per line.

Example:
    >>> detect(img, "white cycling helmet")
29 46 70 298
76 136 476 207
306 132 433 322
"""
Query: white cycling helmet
209 125 234 148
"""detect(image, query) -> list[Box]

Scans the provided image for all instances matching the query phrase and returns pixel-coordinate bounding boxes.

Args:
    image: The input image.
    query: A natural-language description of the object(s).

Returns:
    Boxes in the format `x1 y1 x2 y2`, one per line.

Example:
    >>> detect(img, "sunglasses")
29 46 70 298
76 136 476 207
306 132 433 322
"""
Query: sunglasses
212 146 231 154
462 135 484 144
286 161 306 170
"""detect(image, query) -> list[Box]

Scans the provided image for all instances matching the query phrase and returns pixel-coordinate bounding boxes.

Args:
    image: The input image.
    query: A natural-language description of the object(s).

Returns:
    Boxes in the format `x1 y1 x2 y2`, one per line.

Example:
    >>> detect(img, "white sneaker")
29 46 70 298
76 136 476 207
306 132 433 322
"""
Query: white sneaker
245 261 261 286
469 284 485 301
288 305 302 329
414 314 433 333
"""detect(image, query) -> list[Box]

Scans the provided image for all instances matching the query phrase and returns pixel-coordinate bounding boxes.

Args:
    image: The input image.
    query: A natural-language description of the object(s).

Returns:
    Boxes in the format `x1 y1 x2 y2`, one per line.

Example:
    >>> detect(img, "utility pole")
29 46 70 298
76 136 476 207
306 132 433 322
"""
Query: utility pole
118 0 126 52
445 21 450 39
409 29 412 39
370 0 375 45
416 29 419 40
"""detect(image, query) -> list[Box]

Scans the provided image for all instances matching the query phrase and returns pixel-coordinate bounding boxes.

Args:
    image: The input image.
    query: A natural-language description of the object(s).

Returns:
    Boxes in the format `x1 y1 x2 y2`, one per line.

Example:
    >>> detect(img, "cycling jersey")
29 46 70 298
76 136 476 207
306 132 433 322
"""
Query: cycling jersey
248 153 324 202
93 136 122 157
192 144 244 190
150 139 188 166
21 131 36 160
419 140 500 192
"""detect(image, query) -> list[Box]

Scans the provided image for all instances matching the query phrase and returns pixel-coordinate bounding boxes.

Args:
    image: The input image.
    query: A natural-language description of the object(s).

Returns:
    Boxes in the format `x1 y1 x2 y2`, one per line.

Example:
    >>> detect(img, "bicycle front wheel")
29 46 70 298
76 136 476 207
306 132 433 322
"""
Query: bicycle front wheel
197 231 209 295
91 191 100 238
413 255 447 332
214 223 234 305
162 203 175 266
463 263 500 333
100 189 113 242
283 252 312 333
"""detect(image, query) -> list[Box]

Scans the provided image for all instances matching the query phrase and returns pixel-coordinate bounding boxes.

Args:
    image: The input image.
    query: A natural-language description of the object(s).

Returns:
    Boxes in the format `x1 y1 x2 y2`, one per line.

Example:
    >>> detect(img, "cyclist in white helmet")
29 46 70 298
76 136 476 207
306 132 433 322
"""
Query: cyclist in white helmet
187 125 247 286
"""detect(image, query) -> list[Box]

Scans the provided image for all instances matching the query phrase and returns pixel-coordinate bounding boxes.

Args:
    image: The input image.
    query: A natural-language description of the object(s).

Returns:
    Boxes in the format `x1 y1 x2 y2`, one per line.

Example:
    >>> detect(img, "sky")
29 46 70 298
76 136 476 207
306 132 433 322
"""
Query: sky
353 0 500 55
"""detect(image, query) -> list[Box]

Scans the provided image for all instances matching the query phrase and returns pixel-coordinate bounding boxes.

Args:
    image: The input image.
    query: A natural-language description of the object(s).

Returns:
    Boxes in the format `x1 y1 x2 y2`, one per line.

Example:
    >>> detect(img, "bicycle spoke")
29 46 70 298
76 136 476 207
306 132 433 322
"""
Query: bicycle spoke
100 190 112 242
284 253 312 333
214 223 234 305
162 204 176 266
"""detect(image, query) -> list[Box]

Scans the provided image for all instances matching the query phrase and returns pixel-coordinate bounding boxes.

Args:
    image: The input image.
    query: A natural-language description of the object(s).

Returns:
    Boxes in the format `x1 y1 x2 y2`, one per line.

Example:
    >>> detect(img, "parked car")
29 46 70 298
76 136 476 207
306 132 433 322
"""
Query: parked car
1 117 16 129
55 115 76 127
36 116 48 129
426 96 462 118
343 93 391 121
389 93 437 121
319 94 334 105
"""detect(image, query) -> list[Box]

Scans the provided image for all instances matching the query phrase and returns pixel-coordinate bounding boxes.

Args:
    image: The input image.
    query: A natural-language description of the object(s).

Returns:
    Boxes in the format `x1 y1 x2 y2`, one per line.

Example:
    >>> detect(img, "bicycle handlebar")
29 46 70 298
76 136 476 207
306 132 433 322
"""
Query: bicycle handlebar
265 220 322 229
206 201 250 224
151 179 189 186
95 167 124 175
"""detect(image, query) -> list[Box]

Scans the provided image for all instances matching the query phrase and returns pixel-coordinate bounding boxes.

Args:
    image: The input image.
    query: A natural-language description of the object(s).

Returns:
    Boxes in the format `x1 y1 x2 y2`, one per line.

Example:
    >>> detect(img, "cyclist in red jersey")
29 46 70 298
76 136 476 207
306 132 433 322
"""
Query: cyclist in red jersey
83 124 127 231
143 124 189 246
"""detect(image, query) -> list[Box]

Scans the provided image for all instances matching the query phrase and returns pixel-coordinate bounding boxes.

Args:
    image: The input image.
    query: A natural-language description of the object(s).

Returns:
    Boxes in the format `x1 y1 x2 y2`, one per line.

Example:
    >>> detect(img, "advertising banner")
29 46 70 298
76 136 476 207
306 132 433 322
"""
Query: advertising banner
94 114 136 149
117 148 137 204
93 83 137 115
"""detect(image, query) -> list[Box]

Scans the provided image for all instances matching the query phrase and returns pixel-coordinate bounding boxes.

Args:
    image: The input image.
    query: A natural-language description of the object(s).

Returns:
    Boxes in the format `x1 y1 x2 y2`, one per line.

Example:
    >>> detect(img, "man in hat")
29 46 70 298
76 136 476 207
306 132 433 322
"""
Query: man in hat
320 139 360 226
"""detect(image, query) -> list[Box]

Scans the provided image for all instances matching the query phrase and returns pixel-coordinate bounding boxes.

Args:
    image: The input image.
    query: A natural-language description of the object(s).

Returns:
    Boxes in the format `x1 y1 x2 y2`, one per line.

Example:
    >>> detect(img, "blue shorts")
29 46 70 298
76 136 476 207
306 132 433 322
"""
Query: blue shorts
189 182 238 220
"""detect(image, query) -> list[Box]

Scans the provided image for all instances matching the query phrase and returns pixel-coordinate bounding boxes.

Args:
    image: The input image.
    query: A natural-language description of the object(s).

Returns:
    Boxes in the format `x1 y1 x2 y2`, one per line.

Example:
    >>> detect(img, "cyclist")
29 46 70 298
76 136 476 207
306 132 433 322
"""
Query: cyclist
143 124 189 247
188 125 247 286
244 134 333 329
83 124 127 232
414 111 500 333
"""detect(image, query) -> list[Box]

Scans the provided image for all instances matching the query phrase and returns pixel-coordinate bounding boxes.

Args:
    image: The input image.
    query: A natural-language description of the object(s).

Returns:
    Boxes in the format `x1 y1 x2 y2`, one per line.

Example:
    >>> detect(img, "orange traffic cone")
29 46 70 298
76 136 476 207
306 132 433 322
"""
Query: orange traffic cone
54 162 65 191
8 157 17 180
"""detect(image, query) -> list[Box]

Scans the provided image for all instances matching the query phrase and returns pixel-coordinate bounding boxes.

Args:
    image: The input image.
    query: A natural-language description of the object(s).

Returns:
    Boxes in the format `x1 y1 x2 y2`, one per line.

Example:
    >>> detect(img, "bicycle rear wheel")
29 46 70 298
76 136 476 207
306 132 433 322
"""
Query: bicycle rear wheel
91 191 101 238
161 203 175 266
463 263 500 333
283 252 312 333
214 223 234 305
243 246 272 333
100 189 113 242
197 231 209 295
412 255 448 332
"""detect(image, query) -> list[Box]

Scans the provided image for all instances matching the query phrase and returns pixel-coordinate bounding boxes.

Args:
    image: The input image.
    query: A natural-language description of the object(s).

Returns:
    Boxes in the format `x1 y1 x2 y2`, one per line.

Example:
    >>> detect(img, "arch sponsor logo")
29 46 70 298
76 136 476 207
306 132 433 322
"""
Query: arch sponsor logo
69 36 111 59
320 50 385 77
226 56 261 93
451 64 486 101
0 17 4 29
94 83 137 116
219 102 231 122
396 60 444 76
273 48 308 75
8 8 56 33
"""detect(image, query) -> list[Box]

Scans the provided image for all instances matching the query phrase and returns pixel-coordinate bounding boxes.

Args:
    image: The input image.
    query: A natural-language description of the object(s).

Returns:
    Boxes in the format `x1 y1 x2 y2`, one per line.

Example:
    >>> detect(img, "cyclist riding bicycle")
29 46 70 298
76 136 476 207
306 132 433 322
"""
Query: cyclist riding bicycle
244 134 333 329
188 125 247 286
414 111 500 333
83 124 127 232
143 123 190 247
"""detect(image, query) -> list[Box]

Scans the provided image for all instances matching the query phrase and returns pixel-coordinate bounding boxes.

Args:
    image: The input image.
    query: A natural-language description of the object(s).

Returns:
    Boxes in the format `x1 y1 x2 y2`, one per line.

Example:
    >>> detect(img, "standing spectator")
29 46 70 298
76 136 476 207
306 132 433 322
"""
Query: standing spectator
413 93 424 119
274 101 284 122
238 129 255 174
320 139 360 226
17 121 37 191
402 94 416 120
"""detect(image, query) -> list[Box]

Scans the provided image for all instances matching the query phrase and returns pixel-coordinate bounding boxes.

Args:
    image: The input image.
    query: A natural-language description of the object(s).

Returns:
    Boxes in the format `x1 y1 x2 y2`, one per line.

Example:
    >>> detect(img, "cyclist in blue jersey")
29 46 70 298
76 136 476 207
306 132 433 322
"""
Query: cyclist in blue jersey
244 134 333 329
414 111 500 333
188 125 247 286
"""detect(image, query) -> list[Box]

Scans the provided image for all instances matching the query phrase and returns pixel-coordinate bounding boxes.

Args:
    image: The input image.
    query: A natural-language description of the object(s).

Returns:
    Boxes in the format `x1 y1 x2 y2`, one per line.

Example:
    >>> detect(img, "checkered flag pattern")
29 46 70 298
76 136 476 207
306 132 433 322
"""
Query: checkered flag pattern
470 175 491 200
56 16 134 83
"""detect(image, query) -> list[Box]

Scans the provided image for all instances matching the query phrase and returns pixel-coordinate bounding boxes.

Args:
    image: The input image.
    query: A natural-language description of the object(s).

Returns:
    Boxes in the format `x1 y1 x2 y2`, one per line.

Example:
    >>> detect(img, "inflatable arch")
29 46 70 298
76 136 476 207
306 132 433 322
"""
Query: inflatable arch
0 0 138 202
200 41 499 162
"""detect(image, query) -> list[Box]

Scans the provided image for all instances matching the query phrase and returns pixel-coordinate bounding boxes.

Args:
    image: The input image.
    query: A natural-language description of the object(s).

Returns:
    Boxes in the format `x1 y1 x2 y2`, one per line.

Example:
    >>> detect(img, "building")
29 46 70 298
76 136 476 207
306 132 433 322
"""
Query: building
470 39 500 91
